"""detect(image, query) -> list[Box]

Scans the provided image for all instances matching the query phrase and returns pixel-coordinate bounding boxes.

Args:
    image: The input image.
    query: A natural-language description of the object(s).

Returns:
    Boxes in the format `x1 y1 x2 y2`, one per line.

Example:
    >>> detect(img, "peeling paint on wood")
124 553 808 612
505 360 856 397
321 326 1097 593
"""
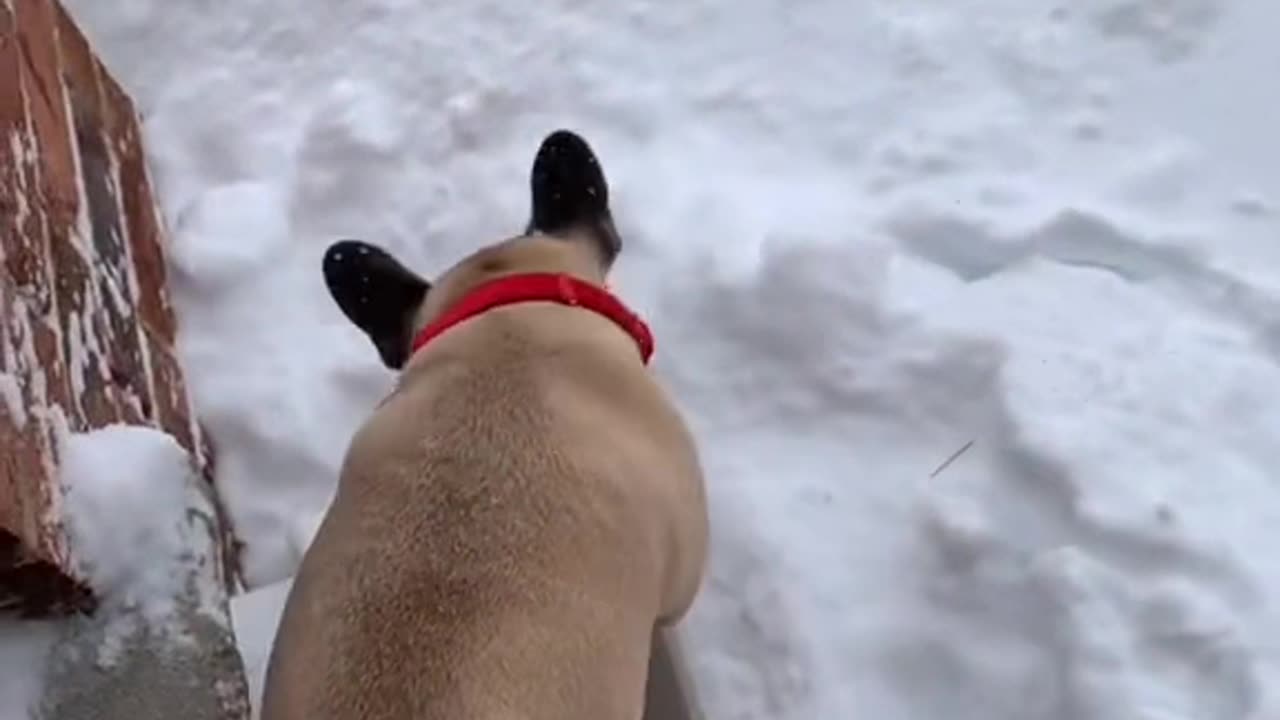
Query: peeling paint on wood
1 0 241 619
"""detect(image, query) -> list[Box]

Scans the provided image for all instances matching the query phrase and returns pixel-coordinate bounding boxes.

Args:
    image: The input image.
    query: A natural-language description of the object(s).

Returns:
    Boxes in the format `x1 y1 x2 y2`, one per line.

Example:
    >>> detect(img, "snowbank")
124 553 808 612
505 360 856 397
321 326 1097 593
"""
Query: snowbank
44 0 1280 718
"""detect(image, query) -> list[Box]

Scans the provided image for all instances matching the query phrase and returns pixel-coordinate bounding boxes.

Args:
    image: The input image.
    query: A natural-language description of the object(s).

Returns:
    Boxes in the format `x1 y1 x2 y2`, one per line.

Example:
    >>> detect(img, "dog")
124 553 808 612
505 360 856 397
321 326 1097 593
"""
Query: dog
259 129 709 720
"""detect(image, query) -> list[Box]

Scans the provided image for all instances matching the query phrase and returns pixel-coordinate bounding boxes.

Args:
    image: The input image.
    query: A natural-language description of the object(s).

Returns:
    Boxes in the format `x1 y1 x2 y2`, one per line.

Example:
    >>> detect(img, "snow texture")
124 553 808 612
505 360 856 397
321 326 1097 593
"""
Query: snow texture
0 621 58 720
228 578 293 720
56 426 227 658
1 426 246 720
19 0 1280 718
0 373 24 427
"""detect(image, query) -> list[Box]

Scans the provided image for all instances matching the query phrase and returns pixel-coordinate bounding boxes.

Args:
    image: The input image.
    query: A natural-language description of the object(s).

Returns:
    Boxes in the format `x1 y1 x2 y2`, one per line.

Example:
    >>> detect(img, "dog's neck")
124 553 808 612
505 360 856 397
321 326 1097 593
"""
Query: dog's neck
409 273 655 365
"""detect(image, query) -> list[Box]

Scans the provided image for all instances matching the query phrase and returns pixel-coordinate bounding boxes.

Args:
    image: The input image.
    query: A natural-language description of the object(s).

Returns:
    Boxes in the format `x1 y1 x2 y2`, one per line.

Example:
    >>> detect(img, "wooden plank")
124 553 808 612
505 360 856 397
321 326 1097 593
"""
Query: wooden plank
0 0 241 618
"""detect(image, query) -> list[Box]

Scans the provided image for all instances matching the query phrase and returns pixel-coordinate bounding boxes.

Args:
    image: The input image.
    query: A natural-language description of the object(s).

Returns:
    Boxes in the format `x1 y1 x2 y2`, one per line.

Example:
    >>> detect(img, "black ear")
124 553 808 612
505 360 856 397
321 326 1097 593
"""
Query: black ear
322 240 430 370
525 129 621 264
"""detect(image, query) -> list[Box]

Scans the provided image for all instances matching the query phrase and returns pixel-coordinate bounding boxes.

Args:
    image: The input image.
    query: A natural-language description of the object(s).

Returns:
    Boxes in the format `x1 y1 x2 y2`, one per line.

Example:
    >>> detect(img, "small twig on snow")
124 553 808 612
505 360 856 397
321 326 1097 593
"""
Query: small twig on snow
930 439 974 479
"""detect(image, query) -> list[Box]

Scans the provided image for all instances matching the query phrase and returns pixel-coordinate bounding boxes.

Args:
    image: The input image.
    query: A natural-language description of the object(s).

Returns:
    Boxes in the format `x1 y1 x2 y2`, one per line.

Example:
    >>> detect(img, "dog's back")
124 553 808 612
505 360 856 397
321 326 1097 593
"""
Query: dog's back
260 131 708 720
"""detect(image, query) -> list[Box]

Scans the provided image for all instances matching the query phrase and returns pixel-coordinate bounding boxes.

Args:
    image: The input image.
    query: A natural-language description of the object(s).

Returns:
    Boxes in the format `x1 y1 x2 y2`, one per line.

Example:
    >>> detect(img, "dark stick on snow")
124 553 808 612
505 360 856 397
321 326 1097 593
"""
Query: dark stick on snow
930 440 975 478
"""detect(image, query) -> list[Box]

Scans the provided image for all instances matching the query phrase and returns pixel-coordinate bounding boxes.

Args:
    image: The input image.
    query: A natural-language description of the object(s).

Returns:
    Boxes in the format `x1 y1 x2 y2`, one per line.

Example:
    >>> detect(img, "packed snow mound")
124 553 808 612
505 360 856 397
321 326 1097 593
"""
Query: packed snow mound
59 427 194 614
0 426 244 720
58 0 1280 718
58 426 232 637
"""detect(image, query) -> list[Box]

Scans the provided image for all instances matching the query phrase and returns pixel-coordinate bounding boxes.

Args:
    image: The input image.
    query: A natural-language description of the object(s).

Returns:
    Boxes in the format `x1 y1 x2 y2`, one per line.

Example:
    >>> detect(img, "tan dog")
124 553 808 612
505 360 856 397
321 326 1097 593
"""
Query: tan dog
259 130 709 720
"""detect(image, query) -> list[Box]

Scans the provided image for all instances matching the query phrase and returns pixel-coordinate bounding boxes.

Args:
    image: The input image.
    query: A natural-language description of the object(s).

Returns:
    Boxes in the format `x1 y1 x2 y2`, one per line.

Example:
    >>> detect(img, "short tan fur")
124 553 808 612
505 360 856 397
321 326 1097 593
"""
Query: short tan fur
259 130 709 720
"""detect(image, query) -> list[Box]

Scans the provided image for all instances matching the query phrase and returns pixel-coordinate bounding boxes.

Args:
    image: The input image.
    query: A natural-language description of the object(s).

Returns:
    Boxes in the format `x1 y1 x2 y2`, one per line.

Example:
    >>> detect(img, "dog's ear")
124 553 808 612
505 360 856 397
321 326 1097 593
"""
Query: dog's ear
525 129 621 266
322 239 430 370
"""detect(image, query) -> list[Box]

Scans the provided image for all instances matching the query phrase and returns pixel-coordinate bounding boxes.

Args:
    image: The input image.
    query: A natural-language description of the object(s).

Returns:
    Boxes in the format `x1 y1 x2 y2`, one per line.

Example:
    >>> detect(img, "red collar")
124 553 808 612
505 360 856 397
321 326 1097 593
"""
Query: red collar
409 273 654 364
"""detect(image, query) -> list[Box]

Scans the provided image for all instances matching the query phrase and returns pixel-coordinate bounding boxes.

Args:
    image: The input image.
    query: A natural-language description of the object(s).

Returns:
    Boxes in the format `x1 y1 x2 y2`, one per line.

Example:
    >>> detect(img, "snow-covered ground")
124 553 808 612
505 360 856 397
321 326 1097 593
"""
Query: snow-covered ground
7 0 1280 718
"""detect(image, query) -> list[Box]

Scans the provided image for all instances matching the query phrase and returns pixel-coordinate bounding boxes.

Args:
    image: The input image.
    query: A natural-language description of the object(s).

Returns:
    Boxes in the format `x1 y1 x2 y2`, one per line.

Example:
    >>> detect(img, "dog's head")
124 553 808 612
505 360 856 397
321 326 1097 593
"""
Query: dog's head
322 129 622 370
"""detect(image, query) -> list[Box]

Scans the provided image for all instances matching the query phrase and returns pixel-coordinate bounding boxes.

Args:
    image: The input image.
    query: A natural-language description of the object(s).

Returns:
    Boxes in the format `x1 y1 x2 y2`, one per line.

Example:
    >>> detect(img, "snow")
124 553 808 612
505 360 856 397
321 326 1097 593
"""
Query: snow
0 372 24 427
57 426 205 629
2 0 1274 718
0 621 58 720
228 578 293 720
0 425 225 720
